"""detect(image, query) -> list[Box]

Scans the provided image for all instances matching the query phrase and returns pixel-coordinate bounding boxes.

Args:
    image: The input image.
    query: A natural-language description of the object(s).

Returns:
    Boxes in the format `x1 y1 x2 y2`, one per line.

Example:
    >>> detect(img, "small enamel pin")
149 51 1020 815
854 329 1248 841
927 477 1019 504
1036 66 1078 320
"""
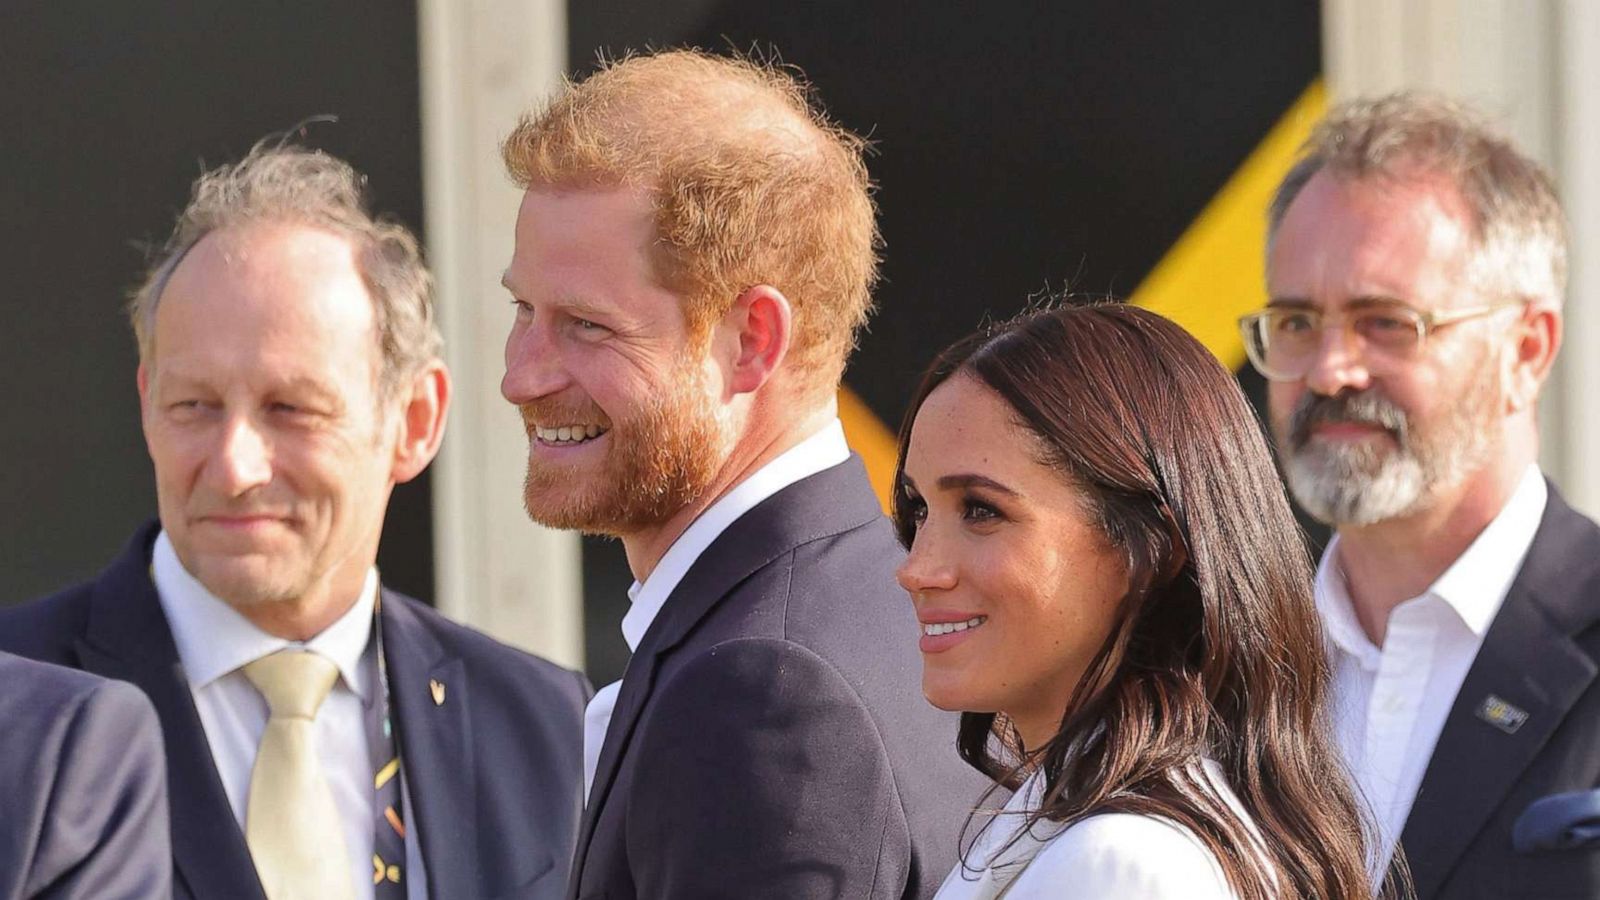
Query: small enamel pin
429 678 446 706
1476 694 1528 734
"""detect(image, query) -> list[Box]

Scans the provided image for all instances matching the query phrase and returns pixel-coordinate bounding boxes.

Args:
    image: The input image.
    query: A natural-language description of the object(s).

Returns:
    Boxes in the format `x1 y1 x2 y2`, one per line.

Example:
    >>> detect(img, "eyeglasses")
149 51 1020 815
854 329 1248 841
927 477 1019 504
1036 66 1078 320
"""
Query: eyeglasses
1237 300 1523 382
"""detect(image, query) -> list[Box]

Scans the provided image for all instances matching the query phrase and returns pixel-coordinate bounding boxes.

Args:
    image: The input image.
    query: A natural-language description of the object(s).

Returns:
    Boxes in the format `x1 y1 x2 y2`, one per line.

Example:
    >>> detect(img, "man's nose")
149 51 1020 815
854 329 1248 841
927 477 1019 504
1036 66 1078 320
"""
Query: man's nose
210 416 273 495
502 319 569 404
1302 323 1373 396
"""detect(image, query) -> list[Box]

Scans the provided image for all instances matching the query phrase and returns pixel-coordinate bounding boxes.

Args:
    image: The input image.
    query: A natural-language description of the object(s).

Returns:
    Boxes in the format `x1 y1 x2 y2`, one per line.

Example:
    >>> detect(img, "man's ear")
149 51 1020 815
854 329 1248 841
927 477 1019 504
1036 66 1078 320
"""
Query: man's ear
391 361 452 484
718 284 792 397
136 364 157 454
1505 304 1561 412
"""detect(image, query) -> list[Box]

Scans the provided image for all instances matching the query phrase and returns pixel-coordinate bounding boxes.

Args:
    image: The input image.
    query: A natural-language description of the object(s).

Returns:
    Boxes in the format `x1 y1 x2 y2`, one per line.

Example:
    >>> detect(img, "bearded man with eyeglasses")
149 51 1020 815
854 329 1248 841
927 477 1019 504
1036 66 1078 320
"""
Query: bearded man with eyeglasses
1243 93 1600 899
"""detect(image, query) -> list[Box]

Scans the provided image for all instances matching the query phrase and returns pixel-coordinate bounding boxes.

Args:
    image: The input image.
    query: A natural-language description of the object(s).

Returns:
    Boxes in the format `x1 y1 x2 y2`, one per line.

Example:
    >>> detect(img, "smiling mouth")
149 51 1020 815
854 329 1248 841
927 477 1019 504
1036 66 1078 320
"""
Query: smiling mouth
533 424 609 446
921 615 987 637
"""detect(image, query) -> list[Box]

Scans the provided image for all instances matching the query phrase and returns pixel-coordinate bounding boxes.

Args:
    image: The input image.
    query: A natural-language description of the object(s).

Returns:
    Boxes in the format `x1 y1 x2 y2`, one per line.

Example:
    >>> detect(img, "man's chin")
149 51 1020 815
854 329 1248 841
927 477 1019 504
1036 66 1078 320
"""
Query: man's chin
523 484 624 536
1285 454 1426 528
197 569 300 609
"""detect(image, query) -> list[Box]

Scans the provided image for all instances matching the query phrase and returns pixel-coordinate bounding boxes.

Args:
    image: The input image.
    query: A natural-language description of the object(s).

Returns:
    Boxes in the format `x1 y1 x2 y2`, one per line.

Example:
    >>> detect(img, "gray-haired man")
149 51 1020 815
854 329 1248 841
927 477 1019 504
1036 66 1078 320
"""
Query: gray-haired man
1243 93 1600 898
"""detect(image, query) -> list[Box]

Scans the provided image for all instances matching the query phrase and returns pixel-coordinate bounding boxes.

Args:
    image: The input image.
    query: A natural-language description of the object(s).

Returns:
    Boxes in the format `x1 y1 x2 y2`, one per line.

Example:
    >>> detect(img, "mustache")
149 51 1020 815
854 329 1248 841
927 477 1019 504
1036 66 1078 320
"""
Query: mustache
517 400 612 434
1287 389 1409 449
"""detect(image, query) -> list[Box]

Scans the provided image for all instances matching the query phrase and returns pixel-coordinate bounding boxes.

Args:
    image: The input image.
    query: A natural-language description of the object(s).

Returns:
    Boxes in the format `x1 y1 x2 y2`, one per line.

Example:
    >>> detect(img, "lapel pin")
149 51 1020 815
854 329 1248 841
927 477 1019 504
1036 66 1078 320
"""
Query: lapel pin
429 678 446 706
1476 694 1528 734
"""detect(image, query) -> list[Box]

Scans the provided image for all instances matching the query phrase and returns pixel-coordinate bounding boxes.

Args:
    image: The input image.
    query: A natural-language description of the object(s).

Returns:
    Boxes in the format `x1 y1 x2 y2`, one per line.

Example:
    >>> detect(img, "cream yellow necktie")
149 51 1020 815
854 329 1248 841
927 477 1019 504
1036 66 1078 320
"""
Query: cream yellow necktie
243 650 355 900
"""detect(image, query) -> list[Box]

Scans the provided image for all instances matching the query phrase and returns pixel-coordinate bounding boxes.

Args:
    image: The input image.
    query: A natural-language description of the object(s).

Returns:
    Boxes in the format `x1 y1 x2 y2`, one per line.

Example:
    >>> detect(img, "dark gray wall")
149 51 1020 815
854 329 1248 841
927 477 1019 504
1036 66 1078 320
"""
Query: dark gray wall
0 1 434 603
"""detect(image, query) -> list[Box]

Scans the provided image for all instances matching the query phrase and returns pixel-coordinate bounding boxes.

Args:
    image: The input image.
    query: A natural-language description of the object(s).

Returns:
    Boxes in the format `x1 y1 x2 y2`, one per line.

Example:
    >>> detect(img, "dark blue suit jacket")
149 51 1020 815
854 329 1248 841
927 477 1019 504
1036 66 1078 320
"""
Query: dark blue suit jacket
572 457 988 900
1397 486 1600 899
0 651 170 900
0 523 591 900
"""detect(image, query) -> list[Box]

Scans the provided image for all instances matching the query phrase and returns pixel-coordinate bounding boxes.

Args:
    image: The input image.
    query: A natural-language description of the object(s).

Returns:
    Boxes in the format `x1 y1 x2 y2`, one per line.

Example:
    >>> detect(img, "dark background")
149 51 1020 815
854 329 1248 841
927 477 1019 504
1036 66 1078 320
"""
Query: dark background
0 2 1320 687
569 1 1323 684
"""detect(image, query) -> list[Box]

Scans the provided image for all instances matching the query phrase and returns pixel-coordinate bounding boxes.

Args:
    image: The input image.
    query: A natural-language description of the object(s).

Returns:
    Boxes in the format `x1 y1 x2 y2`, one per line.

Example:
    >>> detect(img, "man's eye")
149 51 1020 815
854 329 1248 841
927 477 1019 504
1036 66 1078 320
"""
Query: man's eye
167 399 208 415
574 317 607 333
1358 313 1412 334
1274 312 1316 334
509 299 533 319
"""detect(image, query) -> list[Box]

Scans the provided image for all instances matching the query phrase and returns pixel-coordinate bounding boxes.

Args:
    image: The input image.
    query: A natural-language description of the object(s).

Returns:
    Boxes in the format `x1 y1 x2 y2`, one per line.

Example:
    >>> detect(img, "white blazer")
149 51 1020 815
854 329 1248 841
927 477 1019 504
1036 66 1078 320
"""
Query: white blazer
934 760 1260 899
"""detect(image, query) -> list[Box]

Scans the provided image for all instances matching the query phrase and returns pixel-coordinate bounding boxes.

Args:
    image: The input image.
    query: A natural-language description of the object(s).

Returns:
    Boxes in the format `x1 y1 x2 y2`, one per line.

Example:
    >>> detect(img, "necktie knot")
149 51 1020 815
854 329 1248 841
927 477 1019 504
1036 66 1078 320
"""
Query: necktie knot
244 650 339 721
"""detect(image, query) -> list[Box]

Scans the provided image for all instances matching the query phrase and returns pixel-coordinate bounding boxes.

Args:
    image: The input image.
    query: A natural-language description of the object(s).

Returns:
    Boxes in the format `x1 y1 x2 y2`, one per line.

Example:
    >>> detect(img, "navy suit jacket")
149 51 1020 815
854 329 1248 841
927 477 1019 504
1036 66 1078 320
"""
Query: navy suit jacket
1397 486 1600 899
572 457 988 900
0 651 170 900
0 522 592 900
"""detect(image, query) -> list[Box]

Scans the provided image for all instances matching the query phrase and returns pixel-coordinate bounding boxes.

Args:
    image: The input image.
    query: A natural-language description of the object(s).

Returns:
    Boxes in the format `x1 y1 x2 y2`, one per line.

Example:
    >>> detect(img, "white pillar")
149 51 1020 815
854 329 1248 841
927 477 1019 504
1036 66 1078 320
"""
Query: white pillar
417 0 585 668
1554 0 1600 518
1322 0 1598 518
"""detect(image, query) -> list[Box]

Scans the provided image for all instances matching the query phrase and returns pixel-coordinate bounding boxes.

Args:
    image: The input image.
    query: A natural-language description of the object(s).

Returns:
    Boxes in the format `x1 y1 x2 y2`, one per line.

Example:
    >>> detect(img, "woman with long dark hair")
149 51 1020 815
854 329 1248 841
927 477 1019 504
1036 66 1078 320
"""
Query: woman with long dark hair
895 304 1385 898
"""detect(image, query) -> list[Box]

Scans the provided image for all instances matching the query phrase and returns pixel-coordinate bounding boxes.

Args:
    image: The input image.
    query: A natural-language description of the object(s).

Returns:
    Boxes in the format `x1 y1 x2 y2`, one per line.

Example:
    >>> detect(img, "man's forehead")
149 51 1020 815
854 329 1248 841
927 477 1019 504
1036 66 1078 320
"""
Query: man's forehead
1270 173 1474 296
150 223 381 375
179 221 360 272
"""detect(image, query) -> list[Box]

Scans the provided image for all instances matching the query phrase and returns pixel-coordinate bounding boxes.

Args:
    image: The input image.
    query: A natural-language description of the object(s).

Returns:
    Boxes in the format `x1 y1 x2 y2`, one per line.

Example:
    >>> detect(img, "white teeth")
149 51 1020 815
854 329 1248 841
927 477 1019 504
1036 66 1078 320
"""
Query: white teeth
534 424 608 445
922 616 986 637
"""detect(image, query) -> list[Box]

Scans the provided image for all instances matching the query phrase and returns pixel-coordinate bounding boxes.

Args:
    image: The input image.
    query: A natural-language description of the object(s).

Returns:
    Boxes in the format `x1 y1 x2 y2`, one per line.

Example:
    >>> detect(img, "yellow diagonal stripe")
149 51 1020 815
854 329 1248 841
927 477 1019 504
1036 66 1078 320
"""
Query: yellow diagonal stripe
375 758 400 791
1130 81 1326 368
839 385 900 514
842 80 1326 511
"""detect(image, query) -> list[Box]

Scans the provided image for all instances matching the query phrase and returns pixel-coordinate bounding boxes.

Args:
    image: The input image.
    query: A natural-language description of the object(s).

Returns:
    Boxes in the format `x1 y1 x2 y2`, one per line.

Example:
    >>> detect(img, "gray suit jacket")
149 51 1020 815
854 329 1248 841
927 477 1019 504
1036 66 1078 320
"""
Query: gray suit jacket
0 651 170 899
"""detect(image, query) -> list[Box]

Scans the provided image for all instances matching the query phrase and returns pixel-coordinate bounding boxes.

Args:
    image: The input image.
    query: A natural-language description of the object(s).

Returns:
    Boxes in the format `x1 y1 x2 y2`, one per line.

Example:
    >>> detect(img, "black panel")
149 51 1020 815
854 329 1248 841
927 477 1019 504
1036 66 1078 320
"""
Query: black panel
0 1 433 603
568 2 1321 685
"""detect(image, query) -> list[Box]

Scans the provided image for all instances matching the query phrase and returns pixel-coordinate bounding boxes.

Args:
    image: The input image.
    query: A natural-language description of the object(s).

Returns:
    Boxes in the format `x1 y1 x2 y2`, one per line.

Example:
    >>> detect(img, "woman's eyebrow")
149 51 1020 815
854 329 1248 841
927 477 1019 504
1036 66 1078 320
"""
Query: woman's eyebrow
936 473 1019 496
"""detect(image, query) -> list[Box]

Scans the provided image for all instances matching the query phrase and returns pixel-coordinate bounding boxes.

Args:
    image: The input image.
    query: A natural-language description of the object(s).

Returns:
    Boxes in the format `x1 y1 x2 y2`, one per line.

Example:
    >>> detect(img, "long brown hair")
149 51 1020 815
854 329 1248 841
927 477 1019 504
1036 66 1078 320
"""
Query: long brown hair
893 303 1388 899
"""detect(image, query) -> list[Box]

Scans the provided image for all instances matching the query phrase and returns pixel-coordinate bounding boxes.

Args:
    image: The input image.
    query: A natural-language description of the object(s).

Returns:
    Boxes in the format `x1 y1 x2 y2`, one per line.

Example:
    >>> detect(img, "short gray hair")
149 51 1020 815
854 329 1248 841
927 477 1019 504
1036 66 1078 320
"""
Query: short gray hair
129 141 442 397
1268 92 1567 310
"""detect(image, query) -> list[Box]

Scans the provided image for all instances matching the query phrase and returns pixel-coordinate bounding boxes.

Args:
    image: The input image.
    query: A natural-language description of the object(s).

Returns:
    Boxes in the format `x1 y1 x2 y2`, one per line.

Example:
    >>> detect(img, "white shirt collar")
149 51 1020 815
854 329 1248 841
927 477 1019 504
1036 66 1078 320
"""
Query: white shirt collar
619 419 852 651
151 530 378 700
1316 464 1548 658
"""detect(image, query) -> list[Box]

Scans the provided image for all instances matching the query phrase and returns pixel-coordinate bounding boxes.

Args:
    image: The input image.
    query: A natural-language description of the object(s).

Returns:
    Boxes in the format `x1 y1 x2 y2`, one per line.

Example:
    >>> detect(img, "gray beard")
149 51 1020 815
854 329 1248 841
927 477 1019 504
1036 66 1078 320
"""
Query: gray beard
1279 385 1494 527
1284 433 1430 526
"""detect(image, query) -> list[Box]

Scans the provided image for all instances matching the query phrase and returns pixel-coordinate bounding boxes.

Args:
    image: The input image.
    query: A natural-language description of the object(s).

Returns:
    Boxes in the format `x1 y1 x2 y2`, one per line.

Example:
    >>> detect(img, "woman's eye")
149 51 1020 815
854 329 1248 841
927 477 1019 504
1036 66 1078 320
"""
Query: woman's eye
962 499 1001 522
898 491 927 527
903 495 927 523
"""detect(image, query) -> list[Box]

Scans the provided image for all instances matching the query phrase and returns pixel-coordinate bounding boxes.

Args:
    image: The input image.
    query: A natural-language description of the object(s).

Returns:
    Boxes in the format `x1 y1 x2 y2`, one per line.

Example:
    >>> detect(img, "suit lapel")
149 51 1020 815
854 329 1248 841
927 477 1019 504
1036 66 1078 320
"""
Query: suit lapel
570 457 886 893
76 525 266 900
1400 490 1600 898
382 590 475 897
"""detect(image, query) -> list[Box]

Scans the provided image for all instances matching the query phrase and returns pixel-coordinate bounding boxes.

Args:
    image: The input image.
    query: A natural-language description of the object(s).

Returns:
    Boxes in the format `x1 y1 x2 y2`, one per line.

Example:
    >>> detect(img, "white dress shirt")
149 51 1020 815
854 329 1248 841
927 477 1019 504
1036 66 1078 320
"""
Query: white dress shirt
1316 464 1547 877
153 531 428 898
934 760 1252 899
581 419 852 798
